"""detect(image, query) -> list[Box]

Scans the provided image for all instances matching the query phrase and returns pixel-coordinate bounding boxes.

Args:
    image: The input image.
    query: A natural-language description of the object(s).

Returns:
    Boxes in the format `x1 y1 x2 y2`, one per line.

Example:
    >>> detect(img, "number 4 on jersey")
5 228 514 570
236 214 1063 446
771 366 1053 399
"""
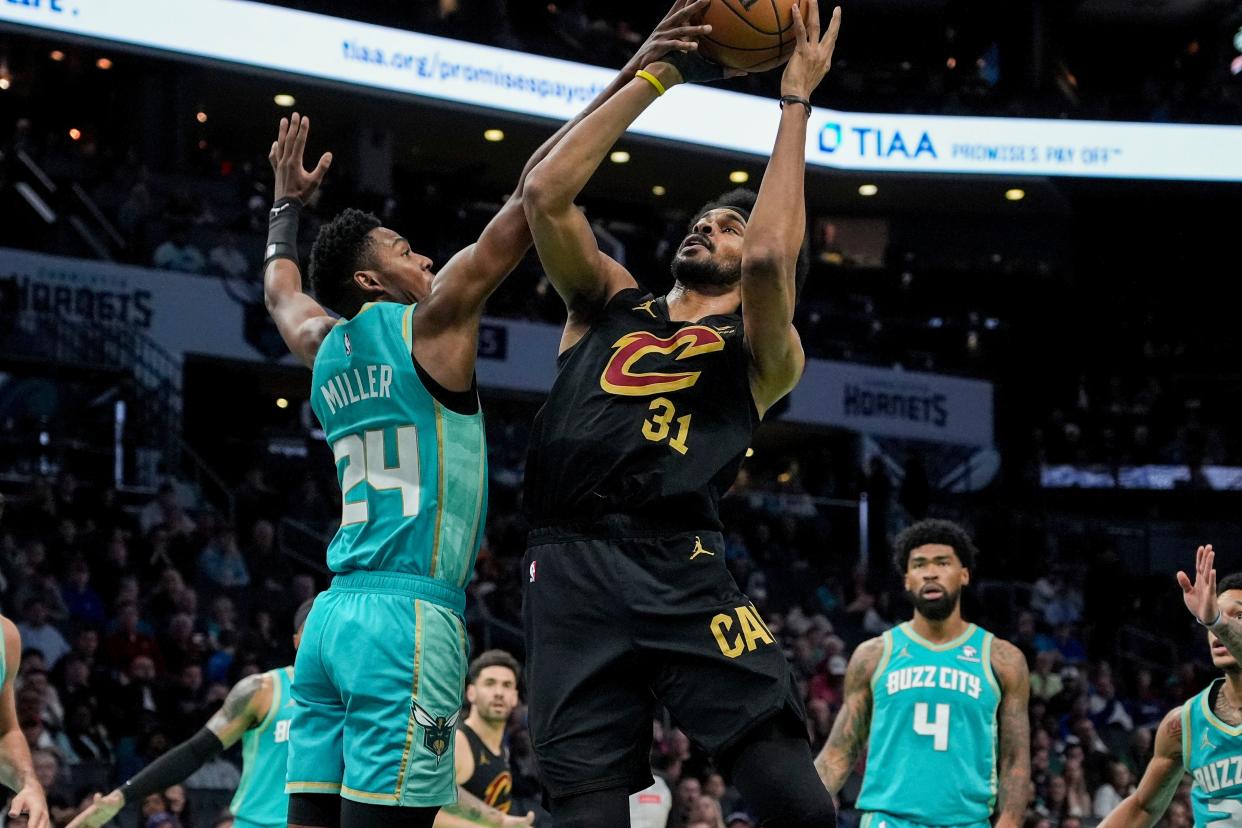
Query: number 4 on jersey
914 702 950 751
333 427 420 525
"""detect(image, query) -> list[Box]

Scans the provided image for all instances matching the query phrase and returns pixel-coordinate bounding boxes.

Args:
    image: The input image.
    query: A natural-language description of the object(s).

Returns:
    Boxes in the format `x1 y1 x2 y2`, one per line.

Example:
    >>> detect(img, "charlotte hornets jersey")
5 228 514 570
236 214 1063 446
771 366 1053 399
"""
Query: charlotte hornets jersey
230 667 295 827
856 623 1001 827
1182 679 1242 826
310 302 488 586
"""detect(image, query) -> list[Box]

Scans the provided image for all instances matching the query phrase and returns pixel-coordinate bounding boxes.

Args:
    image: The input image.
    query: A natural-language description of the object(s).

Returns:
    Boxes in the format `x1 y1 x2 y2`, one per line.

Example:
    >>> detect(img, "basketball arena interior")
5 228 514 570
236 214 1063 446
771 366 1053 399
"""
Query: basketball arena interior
1 0 1242 826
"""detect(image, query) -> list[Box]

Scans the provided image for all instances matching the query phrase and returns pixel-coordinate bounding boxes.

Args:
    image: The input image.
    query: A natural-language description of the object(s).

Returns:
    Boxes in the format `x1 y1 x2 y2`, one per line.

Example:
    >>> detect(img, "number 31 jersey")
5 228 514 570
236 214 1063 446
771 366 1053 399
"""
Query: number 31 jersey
310 302 487 583
857 623 1002 826
523 288 755 532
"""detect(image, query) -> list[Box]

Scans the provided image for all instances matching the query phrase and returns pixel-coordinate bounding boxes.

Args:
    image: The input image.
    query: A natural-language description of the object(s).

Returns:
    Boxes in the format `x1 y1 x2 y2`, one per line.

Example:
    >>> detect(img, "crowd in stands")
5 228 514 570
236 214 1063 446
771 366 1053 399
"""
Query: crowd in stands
0 408 1224 827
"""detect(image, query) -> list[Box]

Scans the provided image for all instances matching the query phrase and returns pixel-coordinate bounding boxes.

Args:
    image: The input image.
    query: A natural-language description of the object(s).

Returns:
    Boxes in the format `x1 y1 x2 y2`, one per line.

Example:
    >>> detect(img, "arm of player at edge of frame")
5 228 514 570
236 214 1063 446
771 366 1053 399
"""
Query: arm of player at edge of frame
740 3 842 419
1097 708 1186 828
991 637 1032 828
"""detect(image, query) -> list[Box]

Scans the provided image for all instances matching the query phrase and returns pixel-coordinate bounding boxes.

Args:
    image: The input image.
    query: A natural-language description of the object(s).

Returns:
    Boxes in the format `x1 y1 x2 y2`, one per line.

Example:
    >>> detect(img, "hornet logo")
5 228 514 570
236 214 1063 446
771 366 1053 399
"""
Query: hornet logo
413 702 461 764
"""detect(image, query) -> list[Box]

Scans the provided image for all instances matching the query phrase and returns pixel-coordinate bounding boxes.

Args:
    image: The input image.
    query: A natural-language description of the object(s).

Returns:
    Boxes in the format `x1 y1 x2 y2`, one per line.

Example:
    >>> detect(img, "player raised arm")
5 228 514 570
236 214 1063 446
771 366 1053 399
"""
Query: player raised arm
814 636 882 796
68 673 272 828
991 639 1032 828
1180 544 1242 660
524 0 725 344
741 3 841 414
0 619 48 828
263 114 337 368
1097 709 1186 828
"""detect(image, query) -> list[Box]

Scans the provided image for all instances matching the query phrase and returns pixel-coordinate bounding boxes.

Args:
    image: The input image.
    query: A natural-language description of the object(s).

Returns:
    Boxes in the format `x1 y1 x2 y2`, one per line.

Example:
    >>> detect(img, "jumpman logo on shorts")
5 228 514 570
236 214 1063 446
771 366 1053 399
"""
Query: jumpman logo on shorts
690 536 715 560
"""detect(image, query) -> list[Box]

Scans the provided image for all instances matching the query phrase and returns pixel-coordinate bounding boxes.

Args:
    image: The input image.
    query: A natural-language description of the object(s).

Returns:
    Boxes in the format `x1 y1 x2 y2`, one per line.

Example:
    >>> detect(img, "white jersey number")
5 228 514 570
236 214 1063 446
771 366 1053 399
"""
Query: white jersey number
333 427 420 525
913 702 951 751
1207 797 1242 823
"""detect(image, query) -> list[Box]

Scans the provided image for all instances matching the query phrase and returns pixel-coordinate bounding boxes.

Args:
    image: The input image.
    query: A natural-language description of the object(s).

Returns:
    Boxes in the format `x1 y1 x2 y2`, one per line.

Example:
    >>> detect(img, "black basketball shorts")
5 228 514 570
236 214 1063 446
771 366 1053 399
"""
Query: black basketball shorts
521 519 806 799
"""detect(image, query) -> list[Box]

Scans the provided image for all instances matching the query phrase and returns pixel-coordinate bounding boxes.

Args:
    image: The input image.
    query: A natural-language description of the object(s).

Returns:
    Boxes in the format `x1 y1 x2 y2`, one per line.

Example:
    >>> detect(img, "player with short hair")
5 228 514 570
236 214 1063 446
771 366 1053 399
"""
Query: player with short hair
519 2 842 825
260 8 736 827
434 650 529 827
0 615 48 828
815 519 1032 828
1099 544 1242 827
68 603 315 828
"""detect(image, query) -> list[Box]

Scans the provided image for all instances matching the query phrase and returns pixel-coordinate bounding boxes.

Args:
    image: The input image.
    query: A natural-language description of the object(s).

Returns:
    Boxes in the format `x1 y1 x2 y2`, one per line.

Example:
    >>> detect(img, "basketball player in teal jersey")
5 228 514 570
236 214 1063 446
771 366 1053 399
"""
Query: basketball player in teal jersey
815 519 1031 828
259 7 726 827
68 603 315 828
0 614 48 828
1100 544 1242 827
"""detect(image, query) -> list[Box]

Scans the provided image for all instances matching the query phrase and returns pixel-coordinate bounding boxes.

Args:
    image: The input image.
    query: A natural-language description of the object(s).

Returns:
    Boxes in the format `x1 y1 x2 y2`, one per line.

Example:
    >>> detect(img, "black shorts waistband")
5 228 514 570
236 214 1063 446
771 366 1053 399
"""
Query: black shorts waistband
527 513 723 544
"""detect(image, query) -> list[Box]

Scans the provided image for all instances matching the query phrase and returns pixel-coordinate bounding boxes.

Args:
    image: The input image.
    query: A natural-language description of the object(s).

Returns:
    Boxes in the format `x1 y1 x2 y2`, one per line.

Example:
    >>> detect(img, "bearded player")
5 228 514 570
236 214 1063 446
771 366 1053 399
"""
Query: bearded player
1100 545 1242 827
814 520 1031 828
435 651 528 827
519 2 842 825
260 6 726 827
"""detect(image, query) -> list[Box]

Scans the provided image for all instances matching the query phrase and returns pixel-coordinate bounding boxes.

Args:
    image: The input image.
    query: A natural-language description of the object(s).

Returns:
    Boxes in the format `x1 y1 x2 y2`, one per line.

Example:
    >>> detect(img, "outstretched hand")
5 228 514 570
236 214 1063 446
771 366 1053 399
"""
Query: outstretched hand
1179 544 1220 626
636 0 751 85
781 2 843 99
269 112 333 204
65 790 122 828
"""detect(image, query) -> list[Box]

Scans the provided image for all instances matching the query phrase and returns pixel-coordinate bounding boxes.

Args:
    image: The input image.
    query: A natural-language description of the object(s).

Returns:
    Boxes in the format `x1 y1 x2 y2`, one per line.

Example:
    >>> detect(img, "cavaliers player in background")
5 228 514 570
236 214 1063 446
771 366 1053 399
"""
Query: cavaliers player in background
519 1 843 825
435 651 531 827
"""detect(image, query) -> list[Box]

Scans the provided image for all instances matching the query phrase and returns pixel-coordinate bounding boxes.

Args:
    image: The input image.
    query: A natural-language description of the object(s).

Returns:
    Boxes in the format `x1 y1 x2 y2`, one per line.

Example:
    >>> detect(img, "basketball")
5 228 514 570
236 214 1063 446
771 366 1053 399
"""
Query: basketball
700 0 800 71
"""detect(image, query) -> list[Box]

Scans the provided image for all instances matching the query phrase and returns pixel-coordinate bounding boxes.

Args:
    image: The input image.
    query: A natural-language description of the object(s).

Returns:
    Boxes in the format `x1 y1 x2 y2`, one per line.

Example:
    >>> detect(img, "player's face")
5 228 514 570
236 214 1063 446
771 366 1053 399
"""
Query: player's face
1207 590 1242 669
671 208 746 290
905 543 969 622
467 666 519 725
360 227 435 304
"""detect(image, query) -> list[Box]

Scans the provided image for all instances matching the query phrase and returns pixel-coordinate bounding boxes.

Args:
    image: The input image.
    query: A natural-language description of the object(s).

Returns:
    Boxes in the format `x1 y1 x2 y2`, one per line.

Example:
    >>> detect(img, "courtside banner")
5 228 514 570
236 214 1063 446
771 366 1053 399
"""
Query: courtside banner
0 248 992 444
3 0 1242 181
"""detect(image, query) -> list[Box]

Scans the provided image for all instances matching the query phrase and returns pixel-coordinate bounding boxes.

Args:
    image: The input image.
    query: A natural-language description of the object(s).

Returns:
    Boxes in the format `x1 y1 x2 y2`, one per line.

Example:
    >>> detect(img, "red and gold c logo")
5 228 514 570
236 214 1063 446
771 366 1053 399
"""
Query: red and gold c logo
599 326 726 396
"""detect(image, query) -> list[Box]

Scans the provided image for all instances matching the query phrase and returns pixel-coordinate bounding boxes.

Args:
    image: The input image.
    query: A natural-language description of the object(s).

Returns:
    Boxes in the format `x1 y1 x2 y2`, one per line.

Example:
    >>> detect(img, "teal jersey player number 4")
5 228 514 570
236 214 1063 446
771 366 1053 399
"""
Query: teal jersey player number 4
856 623 1002 828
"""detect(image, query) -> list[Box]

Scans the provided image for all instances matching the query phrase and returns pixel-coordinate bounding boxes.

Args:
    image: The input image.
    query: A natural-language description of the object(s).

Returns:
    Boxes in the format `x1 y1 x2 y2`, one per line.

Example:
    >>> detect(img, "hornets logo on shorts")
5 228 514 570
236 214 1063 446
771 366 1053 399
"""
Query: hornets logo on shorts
414 702 461 764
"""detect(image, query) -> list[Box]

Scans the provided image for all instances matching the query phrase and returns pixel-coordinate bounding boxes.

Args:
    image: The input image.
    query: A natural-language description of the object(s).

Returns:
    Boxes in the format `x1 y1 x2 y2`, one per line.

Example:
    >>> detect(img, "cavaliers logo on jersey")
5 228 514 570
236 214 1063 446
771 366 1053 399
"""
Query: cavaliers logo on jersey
599 326 726 397
413 702 460 765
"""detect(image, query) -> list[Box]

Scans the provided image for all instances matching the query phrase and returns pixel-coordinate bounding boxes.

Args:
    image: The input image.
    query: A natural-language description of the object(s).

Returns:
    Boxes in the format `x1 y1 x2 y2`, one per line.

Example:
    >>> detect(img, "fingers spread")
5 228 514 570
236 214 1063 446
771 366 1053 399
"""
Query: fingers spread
792 3 807 42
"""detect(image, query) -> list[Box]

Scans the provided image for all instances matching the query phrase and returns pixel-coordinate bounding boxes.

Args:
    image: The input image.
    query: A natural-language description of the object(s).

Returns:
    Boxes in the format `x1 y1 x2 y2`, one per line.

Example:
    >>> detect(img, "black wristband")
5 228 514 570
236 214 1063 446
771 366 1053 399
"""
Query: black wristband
780 95 813 116
264 196 303 269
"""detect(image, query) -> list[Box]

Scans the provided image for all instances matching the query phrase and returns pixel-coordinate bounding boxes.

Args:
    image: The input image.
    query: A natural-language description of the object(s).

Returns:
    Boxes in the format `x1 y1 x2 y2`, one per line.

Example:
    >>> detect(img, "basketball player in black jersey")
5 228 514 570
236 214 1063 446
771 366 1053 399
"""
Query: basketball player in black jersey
520 2 843 826
435 651 527 827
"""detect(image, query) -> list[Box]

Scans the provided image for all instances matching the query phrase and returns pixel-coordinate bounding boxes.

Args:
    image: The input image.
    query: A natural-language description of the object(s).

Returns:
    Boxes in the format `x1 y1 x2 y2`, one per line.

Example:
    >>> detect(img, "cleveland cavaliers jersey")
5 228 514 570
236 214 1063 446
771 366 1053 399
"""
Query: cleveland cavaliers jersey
524 288 755 531
460 723 513 813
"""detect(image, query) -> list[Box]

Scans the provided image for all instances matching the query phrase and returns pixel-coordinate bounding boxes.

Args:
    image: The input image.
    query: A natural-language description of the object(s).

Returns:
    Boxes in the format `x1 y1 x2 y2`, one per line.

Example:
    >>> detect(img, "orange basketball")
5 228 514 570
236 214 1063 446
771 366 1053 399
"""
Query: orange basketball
699 0 799 72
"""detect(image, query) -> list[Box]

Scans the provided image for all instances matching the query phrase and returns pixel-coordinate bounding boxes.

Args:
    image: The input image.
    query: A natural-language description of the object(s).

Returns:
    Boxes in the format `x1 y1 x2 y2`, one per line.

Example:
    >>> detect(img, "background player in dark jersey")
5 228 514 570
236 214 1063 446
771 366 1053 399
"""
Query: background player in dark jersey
519 2 843 826
436 651 528 827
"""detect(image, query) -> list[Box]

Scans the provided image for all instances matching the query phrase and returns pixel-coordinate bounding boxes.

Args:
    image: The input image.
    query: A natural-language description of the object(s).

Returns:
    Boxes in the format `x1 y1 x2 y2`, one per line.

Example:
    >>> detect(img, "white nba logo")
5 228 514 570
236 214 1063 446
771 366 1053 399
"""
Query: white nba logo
344 333 352 356
529 560 537 583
